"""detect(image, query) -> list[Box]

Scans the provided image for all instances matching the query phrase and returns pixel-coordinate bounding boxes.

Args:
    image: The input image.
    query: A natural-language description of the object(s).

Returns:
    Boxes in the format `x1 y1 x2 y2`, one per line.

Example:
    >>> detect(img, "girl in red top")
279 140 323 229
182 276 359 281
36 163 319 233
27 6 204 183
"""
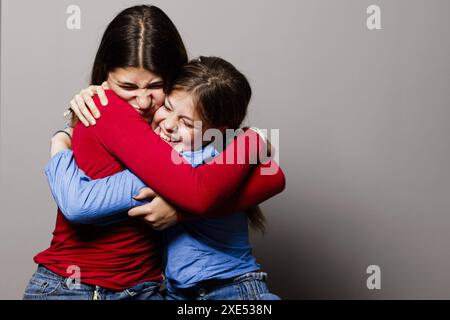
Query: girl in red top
24 5 284 300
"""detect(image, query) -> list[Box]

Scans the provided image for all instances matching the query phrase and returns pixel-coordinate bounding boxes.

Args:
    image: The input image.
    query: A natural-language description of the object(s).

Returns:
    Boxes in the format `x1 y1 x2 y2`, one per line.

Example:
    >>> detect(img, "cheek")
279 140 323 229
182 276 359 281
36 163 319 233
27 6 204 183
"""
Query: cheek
152 108 167 127
152 90 166 107
176 127 190 142
181 128 202 145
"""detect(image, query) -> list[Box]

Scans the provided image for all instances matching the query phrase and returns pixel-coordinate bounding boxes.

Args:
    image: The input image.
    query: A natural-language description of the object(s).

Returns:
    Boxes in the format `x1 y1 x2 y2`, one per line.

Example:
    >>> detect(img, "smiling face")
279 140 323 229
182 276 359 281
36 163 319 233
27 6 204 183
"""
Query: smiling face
151 89 207 153
107 67 165 122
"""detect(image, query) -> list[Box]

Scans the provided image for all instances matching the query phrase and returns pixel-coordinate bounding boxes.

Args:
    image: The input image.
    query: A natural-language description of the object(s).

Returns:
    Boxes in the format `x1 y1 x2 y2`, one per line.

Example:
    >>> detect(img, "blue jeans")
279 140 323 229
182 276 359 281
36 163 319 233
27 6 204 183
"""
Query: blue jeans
23 265 164 300
165 272 281 300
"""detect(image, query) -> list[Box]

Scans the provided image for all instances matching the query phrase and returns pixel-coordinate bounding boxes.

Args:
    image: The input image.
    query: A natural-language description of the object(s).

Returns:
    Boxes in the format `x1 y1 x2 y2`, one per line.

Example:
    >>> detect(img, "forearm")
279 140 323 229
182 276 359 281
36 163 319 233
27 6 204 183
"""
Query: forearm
213 160 286 215
45 150 148 225
177 160 286 221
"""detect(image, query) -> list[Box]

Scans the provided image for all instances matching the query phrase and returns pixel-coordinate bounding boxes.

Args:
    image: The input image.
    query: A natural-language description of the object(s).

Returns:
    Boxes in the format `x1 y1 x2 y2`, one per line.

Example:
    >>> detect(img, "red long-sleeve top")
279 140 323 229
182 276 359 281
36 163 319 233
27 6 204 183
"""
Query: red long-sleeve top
34 90 286 290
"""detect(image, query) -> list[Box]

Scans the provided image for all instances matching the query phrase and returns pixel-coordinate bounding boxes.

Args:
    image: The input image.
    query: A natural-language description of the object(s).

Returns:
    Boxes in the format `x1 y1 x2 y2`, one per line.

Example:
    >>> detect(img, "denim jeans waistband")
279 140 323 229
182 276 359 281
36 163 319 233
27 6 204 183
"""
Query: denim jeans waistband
35 265 67 281
172 271 268 293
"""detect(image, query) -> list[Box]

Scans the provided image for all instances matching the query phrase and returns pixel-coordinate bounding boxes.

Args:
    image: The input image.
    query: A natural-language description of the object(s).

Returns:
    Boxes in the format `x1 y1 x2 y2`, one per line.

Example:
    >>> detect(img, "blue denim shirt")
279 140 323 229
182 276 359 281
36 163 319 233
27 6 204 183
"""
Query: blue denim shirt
45 145 260 288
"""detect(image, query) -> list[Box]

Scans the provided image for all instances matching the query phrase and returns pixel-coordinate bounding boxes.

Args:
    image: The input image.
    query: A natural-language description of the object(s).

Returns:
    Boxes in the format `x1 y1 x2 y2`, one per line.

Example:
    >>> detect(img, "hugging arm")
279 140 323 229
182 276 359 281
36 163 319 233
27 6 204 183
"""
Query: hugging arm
83 90 279 215
45 151 285 226
45 150 148 225
200 160 286 218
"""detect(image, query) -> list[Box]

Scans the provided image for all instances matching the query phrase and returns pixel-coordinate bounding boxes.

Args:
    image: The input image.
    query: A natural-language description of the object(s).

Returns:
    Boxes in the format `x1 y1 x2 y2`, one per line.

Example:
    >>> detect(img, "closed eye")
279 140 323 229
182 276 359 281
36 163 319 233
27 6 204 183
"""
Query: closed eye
148 82 164 90
184 120 194 128
120 85 138 91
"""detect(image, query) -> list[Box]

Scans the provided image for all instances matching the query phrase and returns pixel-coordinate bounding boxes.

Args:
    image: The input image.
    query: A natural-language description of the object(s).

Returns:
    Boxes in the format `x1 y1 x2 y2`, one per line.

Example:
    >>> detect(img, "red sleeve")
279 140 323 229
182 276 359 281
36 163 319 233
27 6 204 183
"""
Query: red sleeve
83 90 271 215
177 160 286 221
215 160 286 215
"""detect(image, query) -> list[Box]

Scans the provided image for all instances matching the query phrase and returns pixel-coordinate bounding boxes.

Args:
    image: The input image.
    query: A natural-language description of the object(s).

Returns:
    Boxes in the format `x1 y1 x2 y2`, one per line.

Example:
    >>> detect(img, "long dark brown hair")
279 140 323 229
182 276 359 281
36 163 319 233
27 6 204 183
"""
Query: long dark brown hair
91 5 187 92
171 56 266 233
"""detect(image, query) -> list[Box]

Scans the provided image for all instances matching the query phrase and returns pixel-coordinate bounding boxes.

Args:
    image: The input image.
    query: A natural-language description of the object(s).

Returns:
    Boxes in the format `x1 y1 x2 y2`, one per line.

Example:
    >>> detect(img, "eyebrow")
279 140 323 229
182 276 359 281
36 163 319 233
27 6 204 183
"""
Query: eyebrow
166 97 194 122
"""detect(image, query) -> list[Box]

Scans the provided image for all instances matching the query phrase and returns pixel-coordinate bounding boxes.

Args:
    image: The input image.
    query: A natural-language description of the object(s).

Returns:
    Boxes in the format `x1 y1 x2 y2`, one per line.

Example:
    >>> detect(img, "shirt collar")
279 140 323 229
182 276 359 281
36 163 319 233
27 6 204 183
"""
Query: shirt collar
180 143 219 167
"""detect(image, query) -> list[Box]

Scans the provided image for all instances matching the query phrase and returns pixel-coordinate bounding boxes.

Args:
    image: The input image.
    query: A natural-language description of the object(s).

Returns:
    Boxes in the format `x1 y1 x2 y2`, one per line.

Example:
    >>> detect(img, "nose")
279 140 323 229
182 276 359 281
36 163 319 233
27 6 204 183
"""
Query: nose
136 91 152 110
163 114 178 133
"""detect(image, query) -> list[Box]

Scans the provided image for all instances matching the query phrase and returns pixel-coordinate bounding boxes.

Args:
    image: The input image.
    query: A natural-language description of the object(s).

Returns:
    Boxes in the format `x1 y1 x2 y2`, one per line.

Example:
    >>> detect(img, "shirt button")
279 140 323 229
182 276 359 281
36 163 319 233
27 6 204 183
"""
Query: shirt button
198 288 206 296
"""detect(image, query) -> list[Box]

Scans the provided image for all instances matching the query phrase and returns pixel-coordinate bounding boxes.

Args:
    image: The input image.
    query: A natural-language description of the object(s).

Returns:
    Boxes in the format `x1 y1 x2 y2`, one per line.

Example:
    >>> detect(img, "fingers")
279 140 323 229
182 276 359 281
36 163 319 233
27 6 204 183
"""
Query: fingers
81 88 100 119
69 84 108 128
96 85 108 107
101 81 110 90
139 215 163 231
133 187 157 200
128 202 163 229
129 195 177 231
70 99 89 127
128 203 152 217
75 92 96 126
94 81 110 106
140 217 172 231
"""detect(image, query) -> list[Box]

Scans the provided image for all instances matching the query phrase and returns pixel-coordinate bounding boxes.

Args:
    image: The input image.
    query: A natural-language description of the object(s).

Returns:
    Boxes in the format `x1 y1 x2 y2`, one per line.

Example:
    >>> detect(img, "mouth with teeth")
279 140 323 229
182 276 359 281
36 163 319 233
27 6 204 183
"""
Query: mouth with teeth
155 126 181 145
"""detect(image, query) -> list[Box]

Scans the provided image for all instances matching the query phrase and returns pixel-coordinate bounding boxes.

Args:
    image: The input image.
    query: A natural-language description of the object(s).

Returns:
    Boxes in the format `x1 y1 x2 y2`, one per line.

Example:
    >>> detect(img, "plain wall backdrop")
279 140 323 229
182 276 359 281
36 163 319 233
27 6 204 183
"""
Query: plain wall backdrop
1 0 450 299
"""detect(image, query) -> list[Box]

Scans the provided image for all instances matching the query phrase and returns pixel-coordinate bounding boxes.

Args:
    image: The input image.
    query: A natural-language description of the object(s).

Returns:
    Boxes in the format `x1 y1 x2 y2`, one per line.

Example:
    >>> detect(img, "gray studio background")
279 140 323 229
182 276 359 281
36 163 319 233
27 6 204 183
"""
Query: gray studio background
1 0 450 299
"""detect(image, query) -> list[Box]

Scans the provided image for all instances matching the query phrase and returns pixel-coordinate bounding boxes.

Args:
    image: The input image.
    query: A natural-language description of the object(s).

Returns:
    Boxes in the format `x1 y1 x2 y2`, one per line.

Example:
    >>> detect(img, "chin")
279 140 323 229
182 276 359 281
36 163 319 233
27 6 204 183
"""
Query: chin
170 143 186 153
